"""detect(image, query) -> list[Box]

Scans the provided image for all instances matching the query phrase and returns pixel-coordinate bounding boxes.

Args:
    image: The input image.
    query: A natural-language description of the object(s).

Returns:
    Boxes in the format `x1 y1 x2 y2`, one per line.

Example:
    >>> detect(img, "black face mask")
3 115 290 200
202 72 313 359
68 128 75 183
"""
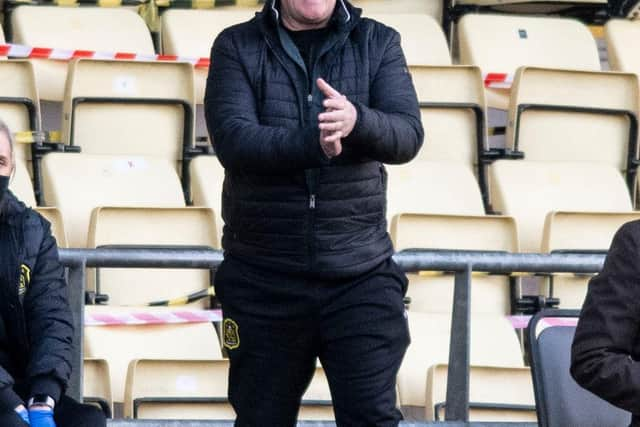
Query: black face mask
0 175 9 205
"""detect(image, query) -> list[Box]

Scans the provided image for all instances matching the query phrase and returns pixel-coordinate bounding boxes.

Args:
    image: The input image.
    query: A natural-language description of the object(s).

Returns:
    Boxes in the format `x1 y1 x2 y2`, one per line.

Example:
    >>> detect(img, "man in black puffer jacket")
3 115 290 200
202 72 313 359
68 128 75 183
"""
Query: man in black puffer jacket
0 121 105 427
205 0 423 425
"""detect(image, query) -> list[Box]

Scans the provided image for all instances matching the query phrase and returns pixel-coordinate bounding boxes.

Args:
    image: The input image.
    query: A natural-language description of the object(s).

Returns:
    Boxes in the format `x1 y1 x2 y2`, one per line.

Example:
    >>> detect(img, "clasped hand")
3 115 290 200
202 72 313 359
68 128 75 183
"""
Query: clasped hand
316 78 357 158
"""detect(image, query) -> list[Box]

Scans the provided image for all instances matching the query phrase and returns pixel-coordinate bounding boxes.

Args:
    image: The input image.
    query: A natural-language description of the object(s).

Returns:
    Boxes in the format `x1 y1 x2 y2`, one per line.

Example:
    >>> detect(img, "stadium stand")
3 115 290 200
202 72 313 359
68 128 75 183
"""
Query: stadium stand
84 358 113 418
61 58 198 201
528 310 631 427
505 67 639 186
353 0 442 22
36 206 68 247
457 14 601 110
189 155 224 247
87 207 218 306
399 312 528 420
41 153 186 248
366 14 450 65
541 212 640 308
10 6 155 102
605 19 640 76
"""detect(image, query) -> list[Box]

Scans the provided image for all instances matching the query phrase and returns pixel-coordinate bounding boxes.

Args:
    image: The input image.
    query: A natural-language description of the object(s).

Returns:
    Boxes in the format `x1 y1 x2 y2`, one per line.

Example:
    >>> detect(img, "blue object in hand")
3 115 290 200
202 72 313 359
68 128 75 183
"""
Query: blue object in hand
15 406 30 425
28 407 56 427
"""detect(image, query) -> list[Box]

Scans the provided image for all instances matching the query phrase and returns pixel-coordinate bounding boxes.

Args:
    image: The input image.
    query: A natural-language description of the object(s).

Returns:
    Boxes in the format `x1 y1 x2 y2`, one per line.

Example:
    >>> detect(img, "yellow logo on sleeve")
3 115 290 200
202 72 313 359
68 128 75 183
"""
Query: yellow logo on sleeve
19 264 31 296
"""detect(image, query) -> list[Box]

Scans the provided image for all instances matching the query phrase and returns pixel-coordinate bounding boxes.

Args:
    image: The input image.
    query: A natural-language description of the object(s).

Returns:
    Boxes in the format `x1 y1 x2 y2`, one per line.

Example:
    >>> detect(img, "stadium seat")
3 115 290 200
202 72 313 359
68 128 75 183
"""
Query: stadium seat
160 9 256 103
0 23 4 45
489 160 633 253
605 19 640 76
386 161 485 220
0 60 39 164
426 365 535 421
62 59 195 180
354 0 443 22
189 155 224 247
35 207 67 247
41 153 185 248
83 358 113 418
124 359 334 420
87 207 218 306
528 310 631 427
399 312 527 420
409 65 490 207
124 359 233 419
391 213 518 315
541 211 640 309
11 157 36 207
366 14 450 65
84 307 222 403
505 67 639 181
457 14 600 109
11 6 155 101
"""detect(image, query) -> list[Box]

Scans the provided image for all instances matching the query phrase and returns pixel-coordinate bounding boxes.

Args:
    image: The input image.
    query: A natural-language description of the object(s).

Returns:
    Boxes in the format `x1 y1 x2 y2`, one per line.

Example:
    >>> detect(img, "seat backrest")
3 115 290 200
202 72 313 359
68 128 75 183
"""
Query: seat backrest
489 160 632 252
530 315 631 427
11 6 155 101
35 207 67 248
366 14 450 66
399 311 524 410
124 359 231 419
386 161 485 221
426 365 535 422
161 9 255 103
457 14 600 109
354 0 442 21
87 207 217 306
41 153 185 248
0 23 4 45
10 157 36 208
83 358 112 418
410 66 486 167
506 67 639 173
189 155 225 247
606 19 640 76
62 59 195 164
84 306 222 403
299 364 334 421
0 60 40 162
391 213 517 315
541 211 640 309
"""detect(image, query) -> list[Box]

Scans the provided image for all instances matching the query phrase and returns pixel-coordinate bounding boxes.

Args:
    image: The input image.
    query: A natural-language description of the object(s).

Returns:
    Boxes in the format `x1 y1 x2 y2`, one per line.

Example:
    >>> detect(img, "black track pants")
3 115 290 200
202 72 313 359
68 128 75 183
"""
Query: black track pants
215 255 410 427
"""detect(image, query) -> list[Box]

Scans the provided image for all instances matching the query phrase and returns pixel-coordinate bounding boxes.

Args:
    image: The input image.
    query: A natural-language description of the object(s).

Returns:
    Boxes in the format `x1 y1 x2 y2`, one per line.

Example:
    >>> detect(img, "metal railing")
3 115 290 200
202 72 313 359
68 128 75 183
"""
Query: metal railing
58 247 606 424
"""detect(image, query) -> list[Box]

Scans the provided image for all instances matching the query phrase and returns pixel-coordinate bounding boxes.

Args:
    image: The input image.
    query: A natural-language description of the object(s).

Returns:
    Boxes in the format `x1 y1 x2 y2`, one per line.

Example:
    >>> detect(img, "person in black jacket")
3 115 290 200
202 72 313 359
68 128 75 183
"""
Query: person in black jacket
205 0 423 425
0 121 105 427
571 220 640 426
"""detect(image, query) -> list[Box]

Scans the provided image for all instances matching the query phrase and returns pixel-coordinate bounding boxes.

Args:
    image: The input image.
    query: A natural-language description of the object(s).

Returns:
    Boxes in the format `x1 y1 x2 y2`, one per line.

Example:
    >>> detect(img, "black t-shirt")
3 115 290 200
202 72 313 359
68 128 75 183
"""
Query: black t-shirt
286 27 330 88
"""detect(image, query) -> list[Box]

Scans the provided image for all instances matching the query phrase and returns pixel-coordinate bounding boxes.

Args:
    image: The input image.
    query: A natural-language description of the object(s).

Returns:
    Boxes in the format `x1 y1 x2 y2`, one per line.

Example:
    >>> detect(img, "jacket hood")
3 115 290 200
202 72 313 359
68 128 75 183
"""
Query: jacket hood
0 191 26 226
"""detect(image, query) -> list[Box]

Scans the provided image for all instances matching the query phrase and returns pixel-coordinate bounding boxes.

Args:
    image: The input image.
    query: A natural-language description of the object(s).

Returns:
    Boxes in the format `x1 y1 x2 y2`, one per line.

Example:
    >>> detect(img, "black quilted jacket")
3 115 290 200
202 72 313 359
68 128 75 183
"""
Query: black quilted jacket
205 0 423 278
0 192 73 410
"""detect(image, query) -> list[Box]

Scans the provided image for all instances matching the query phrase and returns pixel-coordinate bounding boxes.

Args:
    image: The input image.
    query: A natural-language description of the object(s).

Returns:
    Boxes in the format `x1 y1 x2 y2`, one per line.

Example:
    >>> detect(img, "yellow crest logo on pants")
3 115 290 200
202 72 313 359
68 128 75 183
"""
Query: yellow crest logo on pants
223 318 240 350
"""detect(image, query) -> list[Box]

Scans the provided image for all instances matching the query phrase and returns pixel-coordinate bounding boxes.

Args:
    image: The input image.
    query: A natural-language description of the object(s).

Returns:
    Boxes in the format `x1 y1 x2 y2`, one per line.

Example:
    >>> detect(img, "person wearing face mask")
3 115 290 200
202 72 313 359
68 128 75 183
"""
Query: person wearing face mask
205 0 423 425
0 120 106 427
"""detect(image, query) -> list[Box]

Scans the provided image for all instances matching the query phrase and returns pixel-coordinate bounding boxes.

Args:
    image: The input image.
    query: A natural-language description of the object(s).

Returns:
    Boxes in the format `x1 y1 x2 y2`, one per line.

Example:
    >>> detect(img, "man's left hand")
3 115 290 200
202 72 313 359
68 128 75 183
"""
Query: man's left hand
317 78 357 139
28 407 56 427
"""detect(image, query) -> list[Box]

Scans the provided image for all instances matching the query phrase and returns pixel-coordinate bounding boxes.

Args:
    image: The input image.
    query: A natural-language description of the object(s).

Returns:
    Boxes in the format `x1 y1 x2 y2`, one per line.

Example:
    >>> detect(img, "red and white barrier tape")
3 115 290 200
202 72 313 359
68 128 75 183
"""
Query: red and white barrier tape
482 72 514 89
85 309 222 326
0 43 211 68
508 315 578 330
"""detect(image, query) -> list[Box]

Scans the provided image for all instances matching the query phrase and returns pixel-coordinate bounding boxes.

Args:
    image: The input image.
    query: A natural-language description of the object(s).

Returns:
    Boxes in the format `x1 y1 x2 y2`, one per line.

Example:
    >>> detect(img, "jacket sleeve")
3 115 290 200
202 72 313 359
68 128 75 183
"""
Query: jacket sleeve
344 29 424 164
571 221 640 414
24 218 73 403
0 369 23 410
204 29 330 173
